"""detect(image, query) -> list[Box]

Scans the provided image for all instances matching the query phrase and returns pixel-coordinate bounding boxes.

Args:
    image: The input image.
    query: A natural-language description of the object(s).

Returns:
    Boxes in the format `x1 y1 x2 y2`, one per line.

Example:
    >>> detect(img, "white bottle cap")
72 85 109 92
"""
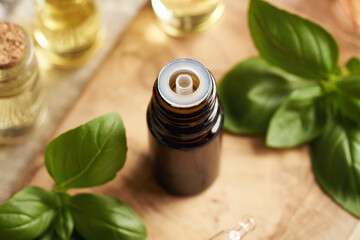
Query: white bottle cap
157 58 212 108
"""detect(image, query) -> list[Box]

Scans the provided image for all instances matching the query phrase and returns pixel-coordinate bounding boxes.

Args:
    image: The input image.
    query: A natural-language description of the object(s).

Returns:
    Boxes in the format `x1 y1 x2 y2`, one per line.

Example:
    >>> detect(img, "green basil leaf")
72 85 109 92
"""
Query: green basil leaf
218 57 295 135
45 112 127 189
36 230 84 240
346 57 360 74
266 84 326 148
249 0 339 79
285 83 324 106
35 229 61 240
36 231 53 240
336 93 360 123
54 207 74 240
336 74 360 99
310 119 360 218
0 187 56 240
68 194 147 240
69 231 85 240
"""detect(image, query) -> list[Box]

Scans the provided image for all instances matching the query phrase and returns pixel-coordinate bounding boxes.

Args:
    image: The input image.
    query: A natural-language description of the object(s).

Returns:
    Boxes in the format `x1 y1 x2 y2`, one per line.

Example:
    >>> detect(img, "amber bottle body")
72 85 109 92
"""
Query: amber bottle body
147 127 222 196
147 60 223 196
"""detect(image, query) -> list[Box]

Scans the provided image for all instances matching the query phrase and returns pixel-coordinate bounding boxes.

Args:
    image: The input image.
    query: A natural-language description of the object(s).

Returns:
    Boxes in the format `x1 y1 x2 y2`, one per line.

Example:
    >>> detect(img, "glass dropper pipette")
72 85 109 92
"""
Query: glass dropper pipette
209 216 256 240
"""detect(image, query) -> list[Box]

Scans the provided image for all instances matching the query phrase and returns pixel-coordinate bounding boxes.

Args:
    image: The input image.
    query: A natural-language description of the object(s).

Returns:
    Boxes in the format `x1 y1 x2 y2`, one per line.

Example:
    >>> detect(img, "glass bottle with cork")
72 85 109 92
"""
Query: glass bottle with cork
147 58 224 196
0 22 45 143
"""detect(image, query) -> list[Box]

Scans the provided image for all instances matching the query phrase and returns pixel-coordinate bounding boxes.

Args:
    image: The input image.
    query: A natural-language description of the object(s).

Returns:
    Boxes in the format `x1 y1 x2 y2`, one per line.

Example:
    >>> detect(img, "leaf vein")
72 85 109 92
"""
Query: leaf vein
68 203 144 237
59 120 117 189
0 210 54 231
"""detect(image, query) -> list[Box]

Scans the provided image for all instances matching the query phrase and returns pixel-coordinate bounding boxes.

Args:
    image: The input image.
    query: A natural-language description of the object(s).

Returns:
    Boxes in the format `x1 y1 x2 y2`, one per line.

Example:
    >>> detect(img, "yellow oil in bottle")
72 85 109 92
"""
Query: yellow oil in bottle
0 23 45 143
0 64 44 141
34 0 101 67
152 0 224 36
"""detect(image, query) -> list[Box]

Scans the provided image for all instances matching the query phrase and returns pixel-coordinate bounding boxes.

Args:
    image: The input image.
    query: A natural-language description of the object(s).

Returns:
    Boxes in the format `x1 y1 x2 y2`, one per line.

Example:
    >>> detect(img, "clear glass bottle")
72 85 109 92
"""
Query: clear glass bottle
209 216 256 240
0 22 45 144
151 0 225 37
34 0 101 67
147 58 224 196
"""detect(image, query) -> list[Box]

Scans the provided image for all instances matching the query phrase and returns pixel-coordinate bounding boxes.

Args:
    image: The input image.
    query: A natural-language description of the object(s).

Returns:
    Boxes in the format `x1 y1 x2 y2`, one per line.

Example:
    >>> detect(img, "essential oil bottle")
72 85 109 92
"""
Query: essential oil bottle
151 0 225 37
147 58 224 196
0 22 45 143
34 0 101 67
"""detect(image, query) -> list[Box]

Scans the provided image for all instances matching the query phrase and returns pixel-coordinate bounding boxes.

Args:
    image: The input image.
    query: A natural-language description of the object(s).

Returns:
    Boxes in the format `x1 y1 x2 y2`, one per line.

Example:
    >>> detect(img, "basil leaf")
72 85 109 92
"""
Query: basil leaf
68 194 147 240
36 229 61 240
54 207 74 240
285 83 324 106
0 187 56 240
45 112 127 189
249 0 339 79
336 74 360 99
69 231 85 240
266 84 326 148
310 119 360 218
36 230 84 240
336 93 360 123
346 57 360 74
218 57 294 135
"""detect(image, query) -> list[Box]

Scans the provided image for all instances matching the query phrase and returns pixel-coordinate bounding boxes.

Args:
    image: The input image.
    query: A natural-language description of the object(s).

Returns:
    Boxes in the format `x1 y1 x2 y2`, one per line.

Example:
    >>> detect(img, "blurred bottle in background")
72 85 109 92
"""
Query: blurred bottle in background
0 22 45 144
34 0 101 67
152 0 224 37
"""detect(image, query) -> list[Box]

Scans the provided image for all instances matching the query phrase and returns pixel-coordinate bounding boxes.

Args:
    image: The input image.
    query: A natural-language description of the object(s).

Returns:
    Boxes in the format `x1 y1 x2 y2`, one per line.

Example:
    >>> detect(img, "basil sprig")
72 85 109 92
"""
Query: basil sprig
0 113 147 240
218 0 360 217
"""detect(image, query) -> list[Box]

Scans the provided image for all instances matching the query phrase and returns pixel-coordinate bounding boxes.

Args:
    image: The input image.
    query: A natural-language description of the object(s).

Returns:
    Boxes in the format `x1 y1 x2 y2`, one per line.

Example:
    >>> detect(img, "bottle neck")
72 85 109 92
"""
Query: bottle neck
148 73 223 148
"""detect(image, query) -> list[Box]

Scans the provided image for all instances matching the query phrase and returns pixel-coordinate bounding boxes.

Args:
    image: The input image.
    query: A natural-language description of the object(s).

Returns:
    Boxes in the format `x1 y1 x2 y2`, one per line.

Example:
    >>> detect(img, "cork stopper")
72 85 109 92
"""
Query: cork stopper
0 22 25 69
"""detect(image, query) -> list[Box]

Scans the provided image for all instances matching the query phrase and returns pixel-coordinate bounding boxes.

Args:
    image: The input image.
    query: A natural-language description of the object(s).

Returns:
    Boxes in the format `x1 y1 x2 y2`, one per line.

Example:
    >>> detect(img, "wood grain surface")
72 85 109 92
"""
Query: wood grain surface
17 0 360 239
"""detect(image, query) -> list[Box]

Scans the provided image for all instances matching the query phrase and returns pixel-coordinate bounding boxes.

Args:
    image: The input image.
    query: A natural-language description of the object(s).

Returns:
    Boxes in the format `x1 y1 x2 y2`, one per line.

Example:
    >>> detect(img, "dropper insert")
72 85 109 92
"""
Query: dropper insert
176 74 193 95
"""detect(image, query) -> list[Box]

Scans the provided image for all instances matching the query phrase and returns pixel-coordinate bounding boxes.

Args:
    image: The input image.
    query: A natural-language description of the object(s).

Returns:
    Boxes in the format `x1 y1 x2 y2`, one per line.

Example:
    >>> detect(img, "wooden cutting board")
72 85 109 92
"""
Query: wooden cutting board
16 0 360 239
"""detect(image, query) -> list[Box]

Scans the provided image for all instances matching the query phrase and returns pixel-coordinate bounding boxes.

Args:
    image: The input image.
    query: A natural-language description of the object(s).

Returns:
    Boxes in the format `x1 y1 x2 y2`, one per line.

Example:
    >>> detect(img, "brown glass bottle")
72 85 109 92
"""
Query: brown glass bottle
147 58 224 196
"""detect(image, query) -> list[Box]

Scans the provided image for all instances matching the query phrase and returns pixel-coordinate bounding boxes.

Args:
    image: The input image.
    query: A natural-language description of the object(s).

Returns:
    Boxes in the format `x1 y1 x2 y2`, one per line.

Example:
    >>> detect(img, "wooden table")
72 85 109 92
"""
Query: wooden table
17 0 360 239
